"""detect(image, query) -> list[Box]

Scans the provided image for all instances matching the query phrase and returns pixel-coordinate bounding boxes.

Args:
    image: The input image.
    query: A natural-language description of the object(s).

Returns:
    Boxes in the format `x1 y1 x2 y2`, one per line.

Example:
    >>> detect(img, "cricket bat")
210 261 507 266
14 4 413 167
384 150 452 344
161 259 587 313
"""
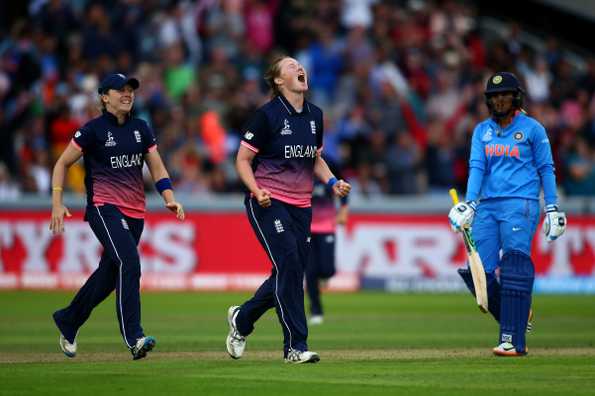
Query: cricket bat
449 188 488 313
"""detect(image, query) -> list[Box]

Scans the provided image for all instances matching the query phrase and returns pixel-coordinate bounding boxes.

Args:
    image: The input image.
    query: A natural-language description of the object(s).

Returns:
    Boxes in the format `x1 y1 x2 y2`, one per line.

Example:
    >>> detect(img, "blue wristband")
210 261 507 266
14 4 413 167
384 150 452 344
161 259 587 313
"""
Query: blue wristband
327 177 338 188
466 200 478 211
155 178 173 194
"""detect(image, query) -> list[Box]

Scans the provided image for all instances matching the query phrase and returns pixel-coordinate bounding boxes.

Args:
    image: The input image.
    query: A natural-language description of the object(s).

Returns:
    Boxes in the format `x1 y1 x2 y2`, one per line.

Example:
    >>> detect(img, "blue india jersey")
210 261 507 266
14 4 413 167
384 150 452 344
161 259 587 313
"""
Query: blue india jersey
466 112 557 205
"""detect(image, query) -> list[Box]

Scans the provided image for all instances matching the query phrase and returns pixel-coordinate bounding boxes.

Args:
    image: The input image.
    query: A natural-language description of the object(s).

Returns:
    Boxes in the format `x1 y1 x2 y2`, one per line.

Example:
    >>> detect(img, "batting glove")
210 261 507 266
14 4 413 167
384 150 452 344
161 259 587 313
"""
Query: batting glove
448 200 477 233
542 204 567 242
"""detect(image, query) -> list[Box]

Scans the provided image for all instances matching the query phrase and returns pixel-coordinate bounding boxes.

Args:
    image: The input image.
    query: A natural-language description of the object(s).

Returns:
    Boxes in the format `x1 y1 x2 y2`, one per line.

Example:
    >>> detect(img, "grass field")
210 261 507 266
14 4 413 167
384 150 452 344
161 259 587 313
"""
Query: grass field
1 291 594 395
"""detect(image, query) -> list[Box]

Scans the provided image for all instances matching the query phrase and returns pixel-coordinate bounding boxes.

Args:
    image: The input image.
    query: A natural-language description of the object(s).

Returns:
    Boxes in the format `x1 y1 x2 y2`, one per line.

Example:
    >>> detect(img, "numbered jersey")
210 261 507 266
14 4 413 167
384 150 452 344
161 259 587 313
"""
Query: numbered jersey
240 95 324 207
72 111 157 218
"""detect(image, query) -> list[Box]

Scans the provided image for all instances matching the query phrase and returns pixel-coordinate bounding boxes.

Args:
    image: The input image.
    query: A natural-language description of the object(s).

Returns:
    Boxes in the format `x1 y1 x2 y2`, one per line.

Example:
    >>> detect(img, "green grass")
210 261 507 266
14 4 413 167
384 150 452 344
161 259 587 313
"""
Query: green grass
1 291 594 395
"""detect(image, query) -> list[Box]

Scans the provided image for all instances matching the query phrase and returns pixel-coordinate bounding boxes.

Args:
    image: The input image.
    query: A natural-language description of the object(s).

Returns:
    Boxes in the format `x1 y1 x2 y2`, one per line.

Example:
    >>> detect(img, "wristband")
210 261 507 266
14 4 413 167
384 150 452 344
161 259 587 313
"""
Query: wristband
327 177 338 188
466 200 478 211
155 178 173 194
52 186 63 192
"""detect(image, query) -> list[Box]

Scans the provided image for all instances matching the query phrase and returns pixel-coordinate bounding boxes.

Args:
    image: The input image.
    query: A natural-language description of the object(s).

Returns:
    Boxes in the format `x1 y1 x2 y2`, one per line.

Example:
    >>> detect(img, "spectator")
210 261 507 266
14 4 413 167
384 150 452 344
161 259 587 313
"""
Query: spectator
0 162 20 200
0 0 592 200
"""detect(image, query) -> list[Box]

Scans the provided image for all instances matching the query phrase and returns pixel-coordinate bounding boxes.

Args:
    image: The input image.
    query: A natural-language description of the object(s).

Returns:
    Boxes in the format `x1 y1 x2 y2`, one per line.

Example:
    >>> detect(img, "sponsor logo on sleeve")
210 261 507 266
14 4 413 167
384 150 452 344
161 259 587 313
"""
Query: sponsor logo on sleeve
244 131 254 140
74 130 81 138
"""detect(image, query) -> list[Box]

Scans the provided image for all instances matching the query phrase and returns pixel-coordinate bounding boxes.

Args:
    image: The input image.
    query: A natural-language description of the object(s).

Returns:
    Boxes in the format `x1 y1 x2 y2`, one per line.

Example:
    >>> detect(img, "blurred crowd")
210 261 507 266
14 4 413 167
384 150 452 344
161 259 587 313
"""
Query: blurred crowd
1 0 595 201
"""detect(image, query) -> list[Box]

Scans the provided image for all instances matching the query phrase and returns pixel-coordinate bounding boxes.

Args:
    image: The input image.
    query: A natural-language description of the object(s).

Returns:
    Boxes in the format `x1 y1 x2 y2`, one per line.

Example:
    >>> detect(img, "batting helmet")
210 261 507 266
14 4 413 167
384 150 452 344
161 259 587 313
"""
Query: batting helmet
484 72 524 109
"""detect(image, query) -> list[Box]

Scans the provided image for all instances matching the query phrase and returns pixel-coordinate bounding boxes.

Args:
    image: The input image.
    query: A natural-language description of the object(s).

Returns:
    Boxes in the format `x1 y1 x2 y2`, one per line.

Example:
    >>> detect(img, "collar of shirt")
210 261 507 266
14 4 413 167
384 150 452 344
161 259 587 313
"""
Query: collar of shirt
102 110 131 126
277 95 311 115
489 110 524 133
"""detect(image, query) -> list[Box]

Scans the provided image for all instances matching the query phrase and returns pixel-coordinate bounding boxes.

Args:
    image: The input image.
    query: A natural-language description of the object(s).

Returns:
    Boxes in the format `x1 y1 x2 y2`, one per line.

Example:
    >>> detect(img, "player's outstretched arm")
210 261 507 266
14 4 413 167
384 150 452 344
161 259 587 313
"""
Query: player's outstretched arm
49 142 82 234
145 150 184 220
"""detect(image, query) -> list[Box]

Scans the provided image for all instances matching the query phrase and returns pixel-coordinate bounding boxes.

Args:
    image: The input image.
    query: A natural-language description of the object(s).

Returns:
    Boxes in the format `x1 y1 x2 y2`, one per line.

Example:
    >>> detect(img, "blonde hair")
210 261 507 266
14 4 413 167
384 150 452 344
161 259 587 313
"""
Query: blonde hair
264 55 289 97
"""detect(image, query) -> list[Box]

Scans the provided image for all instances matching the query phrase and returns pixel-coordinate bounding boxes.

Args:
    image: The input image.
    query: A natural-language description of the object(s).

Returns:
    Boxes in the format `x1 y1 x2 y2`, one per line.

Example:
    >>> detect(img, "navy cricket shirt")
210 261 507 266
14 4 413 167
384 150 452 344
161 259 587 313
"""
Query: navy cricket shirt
240 95 324 207
71 111 157 218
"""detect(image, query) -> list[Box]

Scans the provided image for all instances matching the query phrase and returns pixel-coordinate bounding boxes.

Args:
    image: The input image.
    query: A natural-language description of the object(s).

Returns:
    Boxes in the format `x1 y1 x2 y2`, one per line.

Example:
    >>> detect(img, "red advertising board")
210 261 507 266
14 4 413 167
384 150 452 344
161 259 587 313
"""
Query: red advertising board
0 210 593 292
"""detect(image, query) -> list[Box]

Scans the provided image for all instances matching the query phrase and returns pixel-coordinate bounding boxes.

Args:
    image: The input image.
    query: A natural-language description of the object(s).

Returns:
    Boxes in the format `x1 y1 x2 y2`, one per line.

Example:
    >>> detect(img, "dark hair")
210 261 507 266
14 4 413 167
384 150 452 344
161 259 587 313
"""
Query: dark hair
264 55 289 97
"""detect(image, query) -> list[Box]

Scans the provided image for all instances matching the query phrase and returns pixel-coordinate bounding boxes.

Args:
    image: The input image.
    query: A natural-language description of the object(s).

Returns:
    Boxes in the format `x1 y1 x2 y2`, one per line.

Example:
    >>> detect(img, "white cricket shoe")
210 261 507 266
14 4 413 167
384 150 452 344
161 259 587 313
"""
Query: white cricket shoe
493 342 527 357
309 315 324 325
130 336 156 360
284 349 320 364
59 334 77 358
226 306 246 359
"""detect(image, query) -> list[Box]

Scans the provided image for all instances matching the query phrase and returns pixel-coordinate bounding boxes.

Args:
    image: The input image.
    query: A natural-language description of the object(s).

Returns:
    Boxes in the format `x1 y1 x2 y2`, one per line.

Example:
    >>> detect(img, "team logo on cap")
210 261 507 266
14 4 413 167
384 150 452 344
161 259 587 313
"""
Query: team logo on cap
514 131 524 141
492 75 503 84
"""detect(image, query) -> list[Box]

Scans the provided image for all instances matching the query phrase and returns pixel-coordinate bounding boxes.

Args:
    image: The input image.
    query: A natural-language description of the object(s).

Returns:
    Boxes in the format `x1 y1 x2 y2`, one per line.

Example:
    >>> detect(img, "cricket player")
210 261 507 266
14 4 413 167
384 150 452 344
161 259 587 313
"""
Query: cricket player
306 157 349 325
50 73 184 360
448 72 566 356
227 56 351 363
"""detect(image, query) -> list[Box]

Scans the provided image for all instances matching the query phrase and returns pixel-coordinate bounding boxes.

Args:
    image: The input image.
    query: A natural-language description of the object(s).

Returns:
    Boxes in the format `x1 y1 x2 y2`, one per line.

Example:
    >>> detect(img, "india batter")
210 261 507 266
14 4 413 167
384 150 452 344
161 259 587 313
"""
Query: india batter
448 72 566 356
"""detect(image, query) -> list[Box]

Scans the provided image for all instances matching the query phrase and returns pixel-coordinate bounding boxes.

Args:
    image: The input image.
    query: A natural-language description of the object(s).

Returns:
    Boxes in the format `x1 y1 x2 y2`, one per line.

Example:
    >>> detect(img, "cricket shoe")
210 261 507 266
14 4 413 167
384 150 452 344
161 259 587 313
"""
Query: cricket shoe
58 334 77 358
226 306 246 359
309 315 324 326
284 349 320 364
492 342 528 357
53 312 77 358
130 336 156 360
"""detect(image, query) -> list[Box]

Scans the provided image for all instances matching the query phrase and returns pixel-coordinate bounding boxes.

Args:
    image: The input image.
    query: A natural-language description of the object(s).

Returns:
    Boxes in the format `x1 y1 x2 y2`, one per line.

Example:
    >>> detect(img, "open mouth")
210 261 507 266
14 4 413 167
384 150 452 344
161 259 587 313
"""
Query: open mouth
297 74 305 83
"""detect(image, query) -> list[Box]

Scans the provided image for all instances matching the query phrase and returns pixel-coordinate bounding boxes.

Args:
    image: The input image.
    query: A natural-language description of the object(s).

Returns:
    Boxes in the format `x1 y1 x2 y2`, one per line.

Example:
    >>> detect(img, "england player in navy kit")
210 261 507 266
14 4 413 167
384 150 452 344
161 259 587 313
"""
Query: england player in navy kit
226 56 351 364
306 157 349 325
49 73 184 360
448 72 566 356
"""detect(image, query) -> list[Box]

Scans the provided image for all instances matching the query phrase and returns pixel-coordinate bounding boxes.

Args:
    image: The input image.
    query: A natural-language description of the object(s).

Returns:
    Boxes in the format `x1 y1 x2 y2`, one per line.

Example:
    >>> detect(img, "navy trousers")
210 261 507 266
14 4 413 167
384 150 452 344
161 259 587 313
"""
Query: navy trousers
305 233 336 316
53 204 144 348
235 197 312 356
